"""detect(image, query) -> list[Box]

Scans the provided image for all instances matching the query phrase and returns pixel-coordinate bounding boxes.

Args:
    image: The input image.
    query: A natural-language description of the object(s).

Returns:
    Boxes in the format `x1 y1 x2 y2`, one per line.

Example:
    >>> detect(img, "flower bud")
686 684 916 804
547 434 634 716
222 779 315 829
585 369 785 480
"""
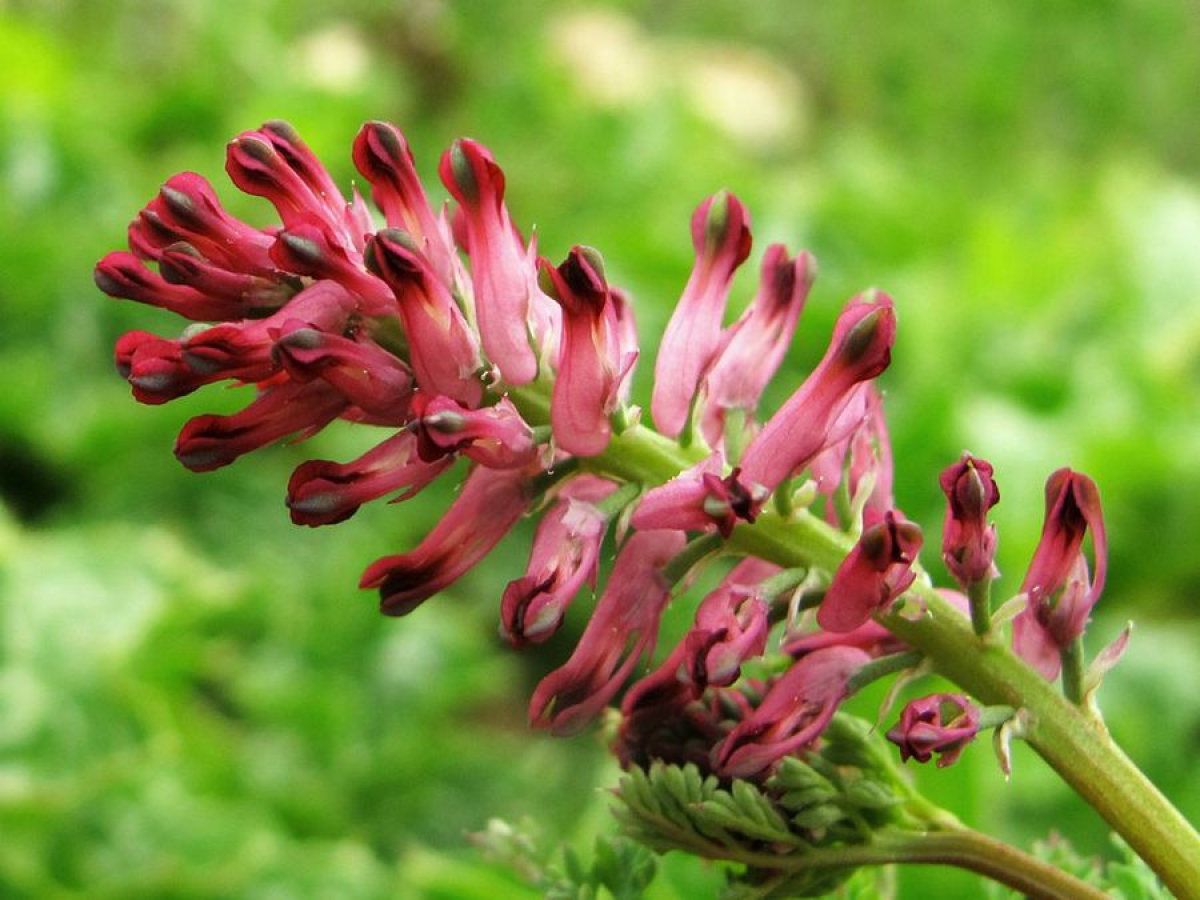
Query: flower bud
886 693 981 767
939 453 1000 587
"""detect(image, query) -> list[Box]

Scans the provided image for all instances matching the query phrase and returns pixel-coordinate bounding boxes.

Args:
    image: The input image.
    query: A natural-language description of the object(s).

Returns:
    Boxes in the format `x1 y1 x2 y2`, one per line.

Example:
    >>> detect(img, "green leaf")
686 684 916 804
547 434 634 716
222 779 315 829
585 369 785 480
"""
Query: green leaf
790 805 847 831
592 835 657 900
843 777 901 811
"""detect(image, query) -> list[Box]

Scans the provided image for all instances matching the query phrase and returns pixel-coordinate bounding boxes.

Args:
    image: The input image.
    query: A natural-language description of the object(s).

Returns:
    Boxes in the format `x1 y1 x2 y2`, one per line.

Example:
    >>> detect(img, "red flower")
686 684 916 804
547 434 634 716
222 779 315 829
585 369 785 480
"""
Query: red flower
539 247 637 457
440 139 542 385
500 475 618 646
700 244 814 447
817 509 924 633
632 454 766 538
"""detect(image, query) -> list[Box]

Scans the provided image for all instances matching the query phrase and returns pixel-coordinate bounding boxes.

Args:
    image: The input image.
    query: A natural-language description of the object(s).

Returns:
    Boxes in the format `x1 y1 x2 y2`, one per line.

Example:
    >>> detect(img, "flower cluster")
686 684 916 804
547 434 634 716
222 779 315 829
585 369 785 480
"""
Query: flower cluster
98 120 1112 784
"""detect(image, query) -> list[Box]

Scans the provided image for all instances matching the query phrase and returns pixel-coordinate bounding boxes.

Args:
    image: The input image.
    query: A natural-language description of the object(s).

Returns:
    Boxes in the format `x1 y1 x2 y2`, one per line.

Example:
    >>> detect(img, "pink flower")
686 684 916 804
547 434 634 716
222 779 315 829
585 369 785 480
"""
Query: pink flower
272 322 414 423
352 121 459 288
409 394 537 469
817 509 924 633
1013 469 1107 679
174 379 348 473
500 475 618 646
631 454 766 538
529 529 686 736
439 138 540 385
887 693 981 767
365 228 483 407
286 430 451 526
359 464 533 616
809 385 894 525
130 171 276 269
738 291 896 494
96 249 277 323
225 121 363 247
539 247 636 457
652 192 752 437
269 220 396 316
681 558 776 688
115 331 211 405
712 646 871 778
700 245 814 447
939 453 1000 587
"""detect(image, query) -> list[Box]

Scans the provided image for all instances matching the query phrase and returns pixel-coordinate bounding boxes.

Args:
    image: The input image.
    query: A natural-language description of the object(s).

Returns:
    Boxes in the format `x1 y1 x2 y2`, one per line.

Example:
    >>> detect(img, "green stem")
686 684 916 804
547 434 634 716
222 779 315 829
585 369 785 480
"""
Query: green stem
856 828 1110 900
1060 637 1085 705
505 386 1200 897
967 576 992 637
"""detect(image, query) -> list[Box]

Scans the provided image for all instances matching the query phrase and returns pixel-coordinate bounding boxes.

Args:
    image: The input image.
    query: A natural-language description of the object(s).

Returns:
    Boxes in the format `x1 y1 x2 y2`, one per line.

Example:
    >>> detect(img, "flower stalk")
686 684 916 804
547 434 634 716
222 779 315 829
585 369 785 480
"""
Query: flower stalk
507 387 1200 896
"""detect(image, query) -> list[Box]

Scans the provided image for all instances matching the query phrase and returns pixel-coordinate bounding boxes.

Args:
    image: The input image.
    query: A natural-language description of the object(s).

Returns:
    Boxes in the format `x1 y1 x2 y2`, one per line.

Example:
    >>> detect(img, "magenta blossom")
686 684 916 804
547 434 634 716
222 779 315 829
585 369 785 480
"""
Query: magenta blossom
738 291 896 494
809 385 894 526
439 138 544 385
174 379 348 473
887 693 981 767
680 558 777 688
632 454 767 538
366 228 483 407
652 191 753 437
713 646 871 778
500 475 618 646
940 453 1000 587
529 529 686 736
409 394 537 469
352 121 459 288
1013 469 1108 679
360 464 533 616
286 430 451 527
539 247 637 457
699 245 814 447
817 509 924 633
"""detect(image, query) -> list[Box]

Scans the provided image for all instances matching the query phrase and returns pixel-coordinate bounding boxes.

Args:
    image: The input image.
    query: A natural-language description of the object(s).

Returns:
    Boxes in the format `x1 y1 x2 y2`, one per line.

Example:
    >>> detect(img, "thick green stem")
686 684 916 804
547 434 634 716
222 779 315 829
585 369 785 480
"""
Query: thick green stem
505 387 1200 897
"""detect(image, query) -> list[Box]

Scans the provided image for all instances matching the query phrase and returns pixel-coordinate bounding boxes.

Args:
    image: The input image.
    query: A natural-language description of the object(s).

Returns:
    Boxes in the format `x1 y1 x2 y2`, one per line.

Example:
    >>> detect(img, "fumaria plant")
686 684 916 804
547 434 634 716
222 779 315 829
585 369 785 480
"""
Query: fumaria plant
96 120 1199 899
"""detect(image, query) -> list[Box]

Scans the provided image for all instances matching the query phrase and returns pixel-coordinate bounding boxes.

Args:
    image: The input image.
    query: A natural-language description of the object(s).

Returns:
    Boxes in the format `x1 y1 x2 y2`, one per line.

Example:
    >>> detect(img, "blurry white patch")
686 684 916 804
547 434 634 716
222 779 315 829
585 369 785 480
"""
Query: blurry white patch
547 9 656 108
678 47 804 150
298 23 370 93
546 9 806 151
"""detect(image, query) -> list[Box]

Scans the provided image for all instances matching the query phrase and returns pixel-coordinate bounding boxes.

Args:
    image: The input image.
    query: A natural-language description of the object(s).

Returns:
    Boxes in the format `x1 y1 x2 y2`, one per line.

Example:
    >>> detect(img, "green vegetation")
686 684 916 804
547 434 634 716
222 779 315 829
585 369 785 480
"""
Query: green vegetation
1 1 1196 896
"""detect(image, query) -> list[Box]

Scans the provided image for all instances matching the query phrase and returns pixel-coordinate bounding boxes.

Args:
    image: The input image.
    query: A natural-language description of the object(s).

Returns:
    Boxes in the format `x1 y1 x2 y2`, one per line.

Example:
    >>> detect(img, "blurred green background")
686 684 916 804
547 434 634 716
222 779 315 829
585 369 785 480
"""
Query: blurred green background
1 0 1197 897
